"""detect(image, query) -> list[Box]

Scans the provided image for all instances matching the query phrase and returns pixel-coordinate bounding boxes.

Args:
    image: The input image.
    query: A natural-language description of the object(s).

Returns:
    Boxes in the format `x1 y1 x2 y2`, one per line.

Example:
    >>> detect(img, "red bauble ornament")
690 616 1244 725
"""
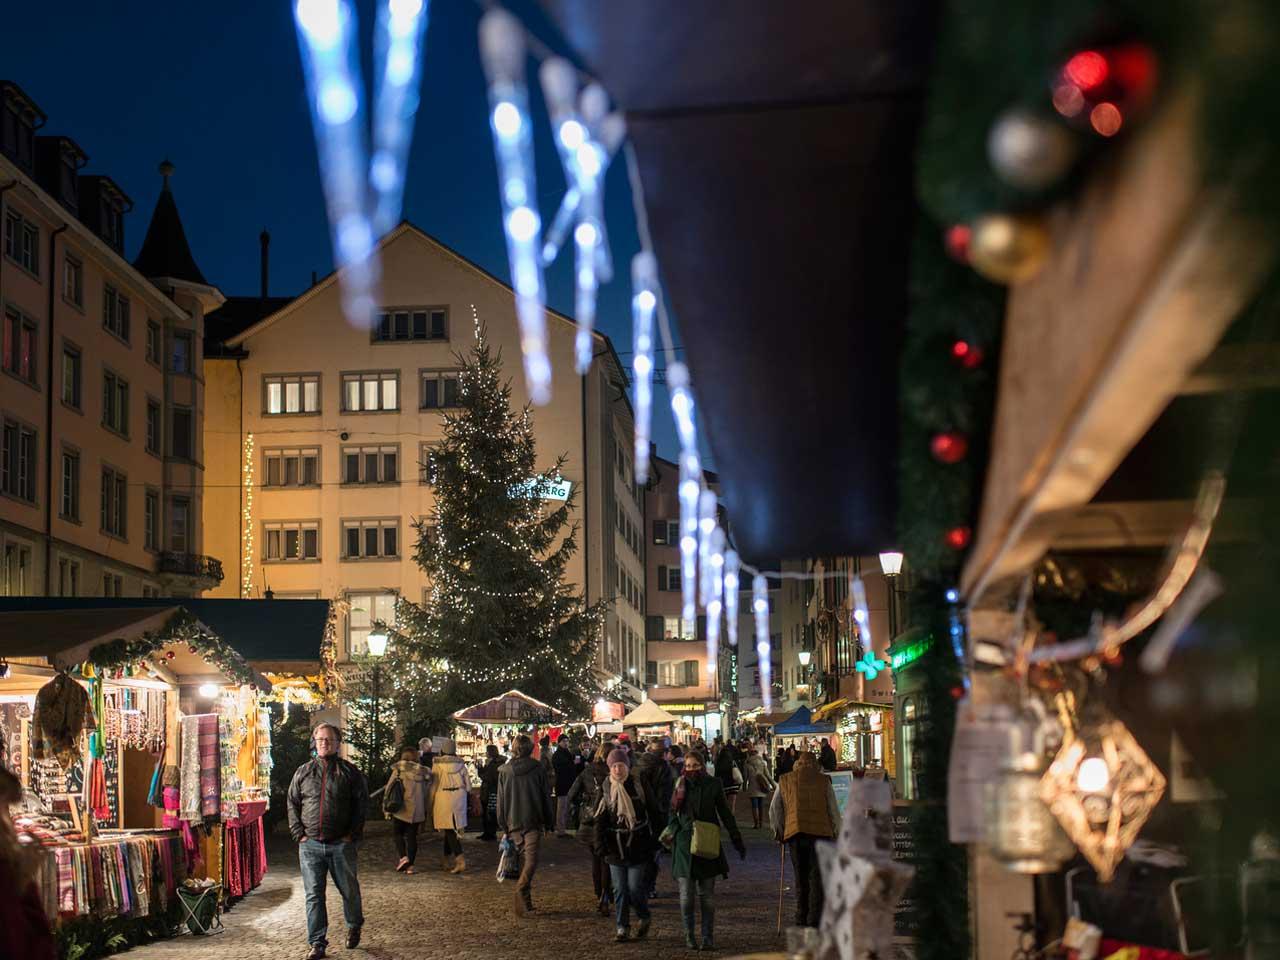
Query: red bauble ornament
944 224 972 263
188 645 198 655
930 431 969 465
944 525 972 550
951 340 984 369
1053 42 1157 133
949 685 965 701
165 650 176 660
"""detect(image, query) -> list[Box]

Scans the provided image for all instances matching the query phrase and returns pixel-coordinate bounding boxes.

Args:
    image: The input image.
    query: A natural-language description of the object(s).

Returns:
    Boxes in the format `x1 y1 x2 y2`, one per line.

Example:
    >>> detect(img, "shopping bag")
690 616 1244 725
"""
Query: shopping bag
496 835 521 882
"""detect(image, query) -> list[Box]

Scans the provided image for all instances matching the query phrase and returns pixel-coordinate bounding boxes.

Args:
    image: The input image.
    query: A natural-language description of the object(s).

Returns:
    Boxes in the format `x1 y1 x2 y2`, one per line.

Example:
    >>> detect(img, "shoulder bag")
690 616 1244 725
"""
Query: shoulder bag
691 819 721 859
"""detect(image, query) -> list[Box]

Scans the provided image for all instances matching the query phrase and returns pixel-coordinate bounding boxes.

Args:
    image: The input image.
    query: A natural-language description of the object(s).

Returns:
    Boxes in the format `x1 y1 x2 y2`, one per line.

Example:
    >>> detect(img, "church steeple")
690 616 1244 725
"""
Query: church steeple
133 158 208 286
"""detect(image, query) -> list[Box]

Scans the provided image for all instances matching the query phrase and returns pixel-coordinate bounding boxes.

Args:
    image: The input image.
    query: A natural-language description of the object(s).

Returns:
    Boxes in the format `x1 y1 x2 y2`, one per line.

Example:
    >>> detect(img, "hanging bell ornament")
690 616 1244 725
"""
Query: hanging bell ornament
986 751 1076 873
987 108 1079 191
968 213 1050 284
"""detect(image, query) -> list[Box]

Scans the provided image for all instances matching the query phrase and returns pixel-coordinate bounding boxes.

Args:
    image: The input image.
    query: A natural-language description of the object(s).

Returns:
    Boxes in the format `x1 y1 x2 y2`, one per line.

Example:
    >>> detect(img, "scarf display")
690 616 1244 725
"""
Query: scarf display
88 758 110 821
179 716 202 820
198 715 219 818
219 715 242 821
36 834 184 920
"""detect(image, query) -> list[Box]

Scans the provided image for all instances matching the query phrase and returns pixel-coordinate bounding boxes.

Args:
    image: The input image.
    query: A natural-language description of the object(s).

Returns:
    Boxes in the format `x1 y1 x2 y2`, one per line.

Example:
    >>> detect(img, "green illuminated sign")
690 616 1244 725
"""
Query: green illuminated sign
890 637 933 671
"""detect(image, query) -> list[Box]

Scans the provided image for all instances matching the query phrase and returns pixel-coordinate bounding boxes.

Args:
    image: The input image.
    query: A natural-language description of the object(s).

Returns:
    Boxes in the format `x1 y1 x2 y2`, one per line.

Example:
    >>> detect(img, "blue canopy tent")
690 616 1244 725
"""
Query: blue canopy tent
771 705 835 742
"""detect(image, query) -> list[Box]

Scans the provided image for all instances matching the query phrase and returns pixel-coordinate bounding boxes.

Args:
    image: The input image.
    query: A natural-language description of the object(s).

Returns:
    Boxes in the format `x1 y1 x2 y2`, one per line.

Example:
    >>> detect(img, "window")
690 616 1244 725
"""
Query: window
2 308 37 383
102 284 130 341
263 521 320 561
103 572 123 597
264 448 319 487
145 399 161 455
347 592 397 656
0 419 36 502
145 320 161 365
420 369 462 409
656 565 681 592
171 405 193 460
61 344 81 409
57 557 80 597
341 371 398 412
169 497 191 553
100 466 127 537
656 660 699 688
373 307 447 342
3 211 38 275
63 255 82 306
652 519 680 545
144 490 159 550
60 449 79 520
342 518 399 559
141 583 160 599
341 445 398 485
419 442 431 484
102 370 129 436
171 331 192 373
264 374 320 415
2 540 32 596
662 616 696 640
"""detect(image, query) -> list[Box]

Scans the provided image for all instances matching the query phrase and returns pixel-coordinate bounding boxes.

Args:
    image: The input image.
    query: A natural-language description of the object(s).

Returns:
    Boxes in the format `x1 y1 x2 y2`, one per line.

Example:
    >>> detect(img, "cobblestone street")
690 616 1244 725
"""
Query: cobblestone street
126 819 794 960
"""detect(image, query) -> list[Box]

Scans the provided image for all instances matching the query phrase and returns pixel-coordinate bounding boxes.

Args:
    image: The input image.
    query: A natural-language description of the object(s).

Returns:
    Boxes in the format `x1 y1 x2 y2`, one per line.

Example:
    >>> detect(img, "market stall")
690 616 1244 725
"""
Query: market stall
0 605 273 934
769 705 836 754
813 699 896 779
620 699 679 743
451 688 565 760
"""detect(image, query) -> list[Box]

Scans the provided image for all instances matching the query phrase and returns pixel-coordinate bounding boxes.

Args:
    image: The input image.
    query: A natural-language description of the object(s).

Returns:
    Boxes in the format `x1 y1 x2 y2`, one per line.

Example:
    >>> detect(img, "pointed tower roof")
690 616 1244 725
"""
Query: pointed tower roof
133 159 208 285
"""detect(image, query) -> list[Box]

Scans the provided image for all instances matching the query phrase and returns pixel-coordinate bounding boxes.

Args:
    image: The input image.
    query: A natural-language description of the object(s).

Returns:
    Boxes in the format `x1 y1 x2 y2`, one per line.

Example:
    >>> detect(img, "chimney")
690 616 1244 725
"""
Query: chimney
264 587 274 600
259 229 270 300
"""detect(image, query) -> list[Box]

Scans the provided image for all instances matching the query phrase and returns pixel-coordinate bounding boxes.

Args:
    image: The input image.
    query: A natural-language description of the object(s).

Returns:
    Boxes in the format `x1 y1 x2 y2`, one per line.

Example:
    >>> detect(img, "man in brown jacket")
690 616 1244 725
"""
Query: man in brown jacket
768 750 841 927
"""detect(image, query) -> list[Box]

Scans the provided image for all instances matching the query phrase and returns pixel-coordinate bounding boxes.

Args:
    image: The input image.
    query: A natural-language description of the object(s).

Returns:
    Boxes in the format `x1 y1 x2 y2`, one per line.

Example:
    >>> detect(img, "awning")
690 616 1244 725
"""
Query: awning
772 705 836 736
621 700 679 727
0 607 182 670
812 699 893 723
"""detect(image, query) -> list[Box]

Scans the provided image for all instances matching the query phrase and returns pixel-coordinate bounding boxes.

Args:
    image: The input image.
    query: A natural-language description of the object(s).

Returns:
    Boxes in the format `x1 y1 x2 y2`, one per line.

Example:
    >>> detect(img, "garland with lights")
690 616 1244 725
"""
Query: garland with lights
84 609 259 687
386 318 606 737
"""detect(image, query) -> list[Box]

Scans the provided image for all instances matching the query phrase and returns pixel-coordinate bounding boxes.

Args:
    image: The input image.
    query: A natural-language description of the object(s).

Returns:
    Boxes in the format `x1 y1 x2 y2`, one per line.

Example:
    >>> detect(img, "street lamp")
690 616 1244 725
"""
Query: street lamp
366 629 388 779
878 551 904 577
879 551 905 640
797 649 814 702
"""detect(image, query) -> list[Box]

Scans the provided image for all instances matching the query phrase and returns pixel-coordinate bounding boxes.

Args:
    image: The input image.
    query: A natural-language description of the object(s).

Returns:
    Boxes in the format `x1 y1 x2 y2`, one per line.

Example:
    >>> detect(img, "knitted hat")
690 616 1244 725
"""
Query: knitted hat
606 748 628 767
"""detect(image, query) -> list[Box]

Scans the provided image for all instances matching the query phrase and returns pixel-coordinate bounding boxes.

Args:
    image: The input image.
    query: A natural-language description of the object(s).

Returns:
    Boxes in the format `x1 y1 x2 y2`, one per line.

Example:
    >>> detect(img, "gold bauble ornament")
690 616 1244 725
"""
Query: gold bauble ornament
968 213 1050 284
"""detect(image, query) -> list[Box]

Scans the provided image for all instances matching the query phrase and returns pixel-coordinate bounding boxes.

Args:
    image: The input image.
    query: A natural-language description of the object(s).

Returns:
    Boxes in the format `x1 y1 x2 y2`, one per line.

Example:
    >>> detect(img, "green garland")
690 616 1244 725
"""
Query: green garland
85 609 259 687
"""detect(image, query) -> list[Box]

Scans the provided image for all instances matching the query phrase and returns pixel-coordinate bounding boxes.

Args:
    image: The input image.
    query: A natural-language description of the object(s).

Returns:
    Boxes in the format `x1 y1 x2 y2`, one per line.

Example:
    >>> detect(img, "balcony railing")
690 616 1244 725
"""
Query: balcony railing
158 552 225 583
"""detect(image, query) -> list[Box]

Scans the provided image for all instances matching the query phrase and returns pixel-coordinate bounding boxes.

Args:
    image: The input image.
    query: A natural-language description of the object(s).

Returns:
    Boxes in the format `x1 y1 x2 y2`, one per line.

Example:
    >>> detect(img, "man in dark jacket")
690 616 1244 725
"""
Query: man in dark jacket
477 744 502 840
288 723 369 959
632 740 674 896
769 751 840 928
819 738 838 772
498 734 555 916
551 737 578 837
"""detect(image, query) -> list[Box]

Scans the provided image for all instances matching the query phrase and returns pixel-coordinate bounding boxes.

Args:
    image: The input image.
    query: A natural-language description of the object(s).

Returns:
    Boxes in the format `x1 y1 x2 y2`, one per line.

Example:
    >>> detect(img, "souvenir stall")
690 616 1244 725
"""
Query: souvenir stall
451 689 566 760
0 605 273 942
812 699 897 777
620 699 679 743
769 705 836 755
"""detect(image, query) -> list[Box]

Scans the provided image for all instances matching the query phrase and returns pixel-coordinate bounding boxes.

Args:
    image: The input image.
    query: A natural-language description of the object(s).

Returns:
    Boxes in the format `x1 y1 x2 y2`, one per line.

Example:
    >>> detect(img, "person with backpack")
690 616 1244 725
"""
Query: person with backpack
568 743 612 914
662 750 746 951
383 746 430 874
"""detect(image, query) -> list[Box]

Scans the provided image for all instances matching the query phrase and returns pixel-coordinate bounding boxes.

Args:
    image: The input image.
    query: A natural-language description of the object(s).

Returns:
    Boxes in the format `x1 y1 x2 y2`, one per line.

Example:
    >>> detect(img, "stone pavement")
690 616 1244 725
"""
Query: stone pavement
125 817 798 960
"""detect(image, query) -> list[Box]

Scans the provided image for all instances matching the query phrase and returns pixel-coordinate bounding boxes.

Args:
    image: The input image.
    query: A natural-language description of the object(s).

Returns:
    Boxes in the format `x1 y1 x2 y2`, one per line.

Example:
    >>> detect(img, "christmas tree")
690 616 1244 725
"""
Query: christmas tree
388 319 605 737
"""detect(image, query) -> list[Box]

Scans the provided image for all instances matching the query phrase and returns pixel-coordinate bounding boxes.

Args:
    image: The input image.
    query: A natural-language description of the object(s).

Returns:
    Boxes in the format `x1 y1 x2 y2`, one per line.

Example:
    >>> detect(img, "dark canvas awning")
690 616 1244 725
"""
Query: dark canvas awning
539 1 938 559
0 607 181 669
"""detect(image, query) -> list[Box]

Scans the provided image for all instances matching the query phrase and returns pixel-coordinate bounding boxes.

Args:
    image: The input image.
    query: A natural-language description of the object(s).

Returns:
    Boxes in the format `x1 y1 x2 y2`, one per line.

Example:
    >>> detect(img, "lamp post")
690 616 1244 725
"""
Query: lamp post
878 551 905 641
797 648 813 704
366 629 389 779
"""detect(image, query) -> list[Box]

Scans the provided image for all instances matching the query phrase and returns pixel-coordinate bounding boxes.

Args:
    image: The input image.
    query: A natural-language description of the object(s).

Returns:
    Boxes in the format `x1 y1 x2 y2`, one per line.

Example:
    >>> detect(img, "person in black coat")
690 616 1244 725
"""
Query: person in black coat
593 749 656 942
552 738 578 837
568 746 613 914
476 744 502 840
819 738 838 772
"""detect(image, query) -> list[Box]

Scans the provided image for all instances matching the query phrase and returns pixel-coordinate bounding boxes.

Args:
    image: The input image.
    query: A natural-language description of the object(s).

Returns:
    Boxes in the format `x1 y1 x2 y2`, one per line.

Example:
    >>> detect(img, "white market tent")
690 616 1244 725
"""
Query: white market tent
621 700 679 727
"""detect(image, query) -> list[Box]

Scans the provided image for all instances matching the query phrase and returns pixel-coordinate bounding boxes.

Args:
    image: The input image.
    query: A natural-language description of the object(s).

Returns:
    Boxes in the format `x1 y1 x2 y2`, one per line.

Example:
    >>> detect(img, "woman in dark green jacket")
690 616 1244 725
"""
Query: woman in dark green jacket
662 750 746 950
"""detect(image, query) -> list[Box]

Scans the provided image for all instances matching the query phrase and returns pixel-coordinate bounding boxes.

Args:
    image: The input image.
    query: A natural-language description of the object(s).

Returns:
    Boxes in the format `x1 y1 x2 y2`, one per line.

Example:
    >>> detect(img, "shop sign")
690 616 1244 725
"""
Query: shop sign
658 703 706 713
592 699 625 723
891 637 933 671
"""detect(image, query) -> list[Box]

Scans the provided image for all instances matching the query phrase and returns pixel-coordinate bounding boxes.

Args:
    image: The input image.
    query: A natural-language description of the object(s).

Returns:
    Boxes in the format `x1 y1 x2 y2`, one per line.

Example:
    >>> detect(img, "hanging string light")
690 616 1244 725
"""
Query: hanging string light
369 0 430 236
705 526 726 679
698 488 718 607
724 550 741 647
630 252 658 484
850 573 872 655
753 574 773 711
479 8 551 404
678 452 701 624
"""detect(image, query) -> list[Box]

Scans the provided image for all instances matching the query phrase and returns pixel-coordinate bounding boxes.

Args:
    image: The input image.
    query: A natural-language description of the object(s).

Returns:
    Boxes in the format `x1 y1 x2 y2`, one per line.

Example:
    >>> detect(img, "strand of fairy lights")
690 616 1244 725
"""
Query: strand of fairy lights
370 0 430 236
241 432 255 598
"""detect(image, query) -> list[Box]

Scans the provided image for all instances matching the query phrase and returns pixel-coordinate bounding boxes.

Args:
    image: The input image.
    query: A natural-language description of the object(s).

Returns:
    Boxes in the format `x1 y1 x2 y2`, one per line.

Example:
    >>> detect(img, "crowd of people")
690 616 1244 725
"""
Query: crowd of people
282 725 846 958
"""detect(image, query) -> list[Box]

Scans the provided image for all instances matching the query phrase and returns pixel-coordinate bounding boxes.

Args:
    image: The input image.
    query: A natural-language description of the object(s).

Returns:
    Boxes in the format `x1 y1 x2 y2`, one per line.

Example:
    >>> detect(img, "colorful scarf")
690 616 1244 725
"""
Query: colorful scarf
671 767 706 814
198 714 219 818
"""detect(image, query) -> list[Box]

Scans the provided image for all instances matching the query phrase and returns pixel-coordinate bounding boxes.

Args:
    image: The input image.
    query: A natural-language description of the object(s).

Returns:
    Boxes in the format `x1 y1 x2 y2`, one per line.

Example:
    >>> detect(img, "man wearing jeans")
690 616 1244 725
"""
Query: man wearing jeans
288 723 369 959
498 734 554 916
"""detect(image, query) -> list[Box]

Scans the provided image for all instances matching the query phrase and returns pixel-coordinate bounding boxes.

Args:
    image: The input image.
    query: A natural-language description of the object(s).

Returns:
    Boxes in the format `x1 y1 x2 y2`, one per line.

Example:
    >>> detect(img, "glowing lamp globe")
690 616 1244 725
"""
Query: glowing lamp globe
798 650 812 668
879 551 904 577
198 683 219 699
366 630 389 657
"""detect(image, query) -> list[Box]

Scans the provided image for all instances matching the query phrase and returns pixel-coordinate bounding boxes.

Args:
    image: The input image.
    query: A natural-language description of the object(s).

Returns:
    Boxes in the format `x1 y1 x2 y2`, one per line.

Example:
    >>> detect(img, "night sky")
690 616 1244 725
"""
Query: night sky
6 0 690 460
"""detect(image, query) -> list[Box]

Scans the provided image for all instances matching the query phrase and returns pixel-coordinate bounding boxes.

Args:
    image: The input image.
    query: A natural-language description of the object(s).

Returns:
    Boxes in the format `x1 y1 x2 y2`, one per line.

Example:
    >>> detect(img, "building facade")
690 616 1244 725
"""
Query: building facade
0 80 222 600
201 223 642 701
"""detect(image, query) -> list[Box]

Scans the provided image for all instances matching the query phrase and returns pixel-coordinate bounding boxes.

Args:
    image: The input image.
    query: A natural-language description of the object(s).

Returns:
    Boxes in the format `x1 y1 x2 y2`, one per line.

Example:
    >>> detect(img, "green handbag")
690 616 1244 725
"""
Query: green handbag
691 819 721 859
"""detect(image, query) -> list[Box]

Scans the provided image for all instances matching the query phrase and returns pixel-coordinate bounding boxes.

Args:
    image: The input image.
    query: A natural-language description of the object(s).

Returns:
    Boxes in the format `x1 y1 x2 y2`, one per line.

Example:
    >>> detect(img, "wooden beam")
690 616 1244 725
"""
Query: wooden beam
961 86 1276 607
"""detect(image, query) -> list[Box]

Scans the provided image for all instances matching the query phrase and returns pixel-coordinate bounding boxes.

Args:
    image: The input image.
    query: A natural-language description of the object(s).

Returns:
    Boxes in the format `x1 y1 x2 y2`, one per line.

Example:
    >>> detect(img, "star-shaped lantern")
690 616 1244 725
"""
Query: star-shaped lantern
855 649 887 681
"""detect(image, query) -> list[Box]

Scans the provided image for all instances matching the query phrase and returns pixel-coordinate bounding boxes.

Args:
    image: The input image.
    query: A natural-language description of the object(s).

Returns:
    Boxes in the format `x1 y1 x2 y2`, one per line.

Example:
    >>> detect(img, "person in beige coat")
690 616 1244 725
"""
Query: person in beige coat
741 743 776 829
430 739 471 873
385 747 430 874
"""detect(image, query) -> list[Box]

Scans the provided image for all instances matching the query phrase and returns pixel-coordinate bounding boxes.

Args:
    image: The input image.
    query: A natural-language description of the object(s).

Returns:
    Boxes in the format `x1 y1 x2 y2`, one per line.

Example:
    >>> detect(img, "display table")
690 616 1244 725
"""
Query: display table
223 799 268 901
26 829 185 923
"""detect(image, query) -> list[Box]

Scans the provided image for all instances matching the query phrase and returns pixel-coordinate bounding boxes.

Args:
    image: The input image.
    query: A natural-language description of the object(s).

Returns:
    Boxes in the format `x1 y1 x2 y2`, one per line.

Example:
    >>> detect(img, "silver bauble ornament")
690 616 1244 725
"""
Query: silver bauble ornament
988 108 1078 191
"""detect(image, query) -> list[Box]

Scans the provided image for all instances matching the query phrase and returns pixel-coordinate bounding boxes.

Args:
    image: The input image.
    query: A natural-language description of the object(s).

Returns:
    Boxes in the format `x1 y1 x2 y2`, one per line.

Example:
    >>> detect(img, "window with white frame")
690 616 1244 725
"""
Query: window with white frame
263 520 320 561
347 592 397 657
3 210 38 275
264 373 320 415
264 447 319 487
2 539 32 596
662 615 696 641
420 369 461 410
60 448 79 520
101 466 127 537
171 331 193 374
1 418 37 502
655 660 699 688
171 405 193 460
652 519 680 545
3 307 37 384
63 255 82 306
169 497 191 553
102 369 128 436
373 307 447 342
341 371 398 412
102 283 130 341
656 565 682 592
342 518 399 559
341 444 398 485
61 344 81 409
144 489 159 550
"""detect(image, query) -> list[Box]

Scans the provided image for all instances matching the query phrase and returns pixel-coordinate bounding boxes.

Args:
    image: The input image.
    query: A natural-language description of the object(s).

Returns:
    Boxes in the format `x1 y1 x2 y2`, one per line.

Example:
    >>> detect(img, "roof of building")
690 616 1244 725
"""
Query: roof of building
205 295 296 356
0 597 330 664
132 162 207 285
